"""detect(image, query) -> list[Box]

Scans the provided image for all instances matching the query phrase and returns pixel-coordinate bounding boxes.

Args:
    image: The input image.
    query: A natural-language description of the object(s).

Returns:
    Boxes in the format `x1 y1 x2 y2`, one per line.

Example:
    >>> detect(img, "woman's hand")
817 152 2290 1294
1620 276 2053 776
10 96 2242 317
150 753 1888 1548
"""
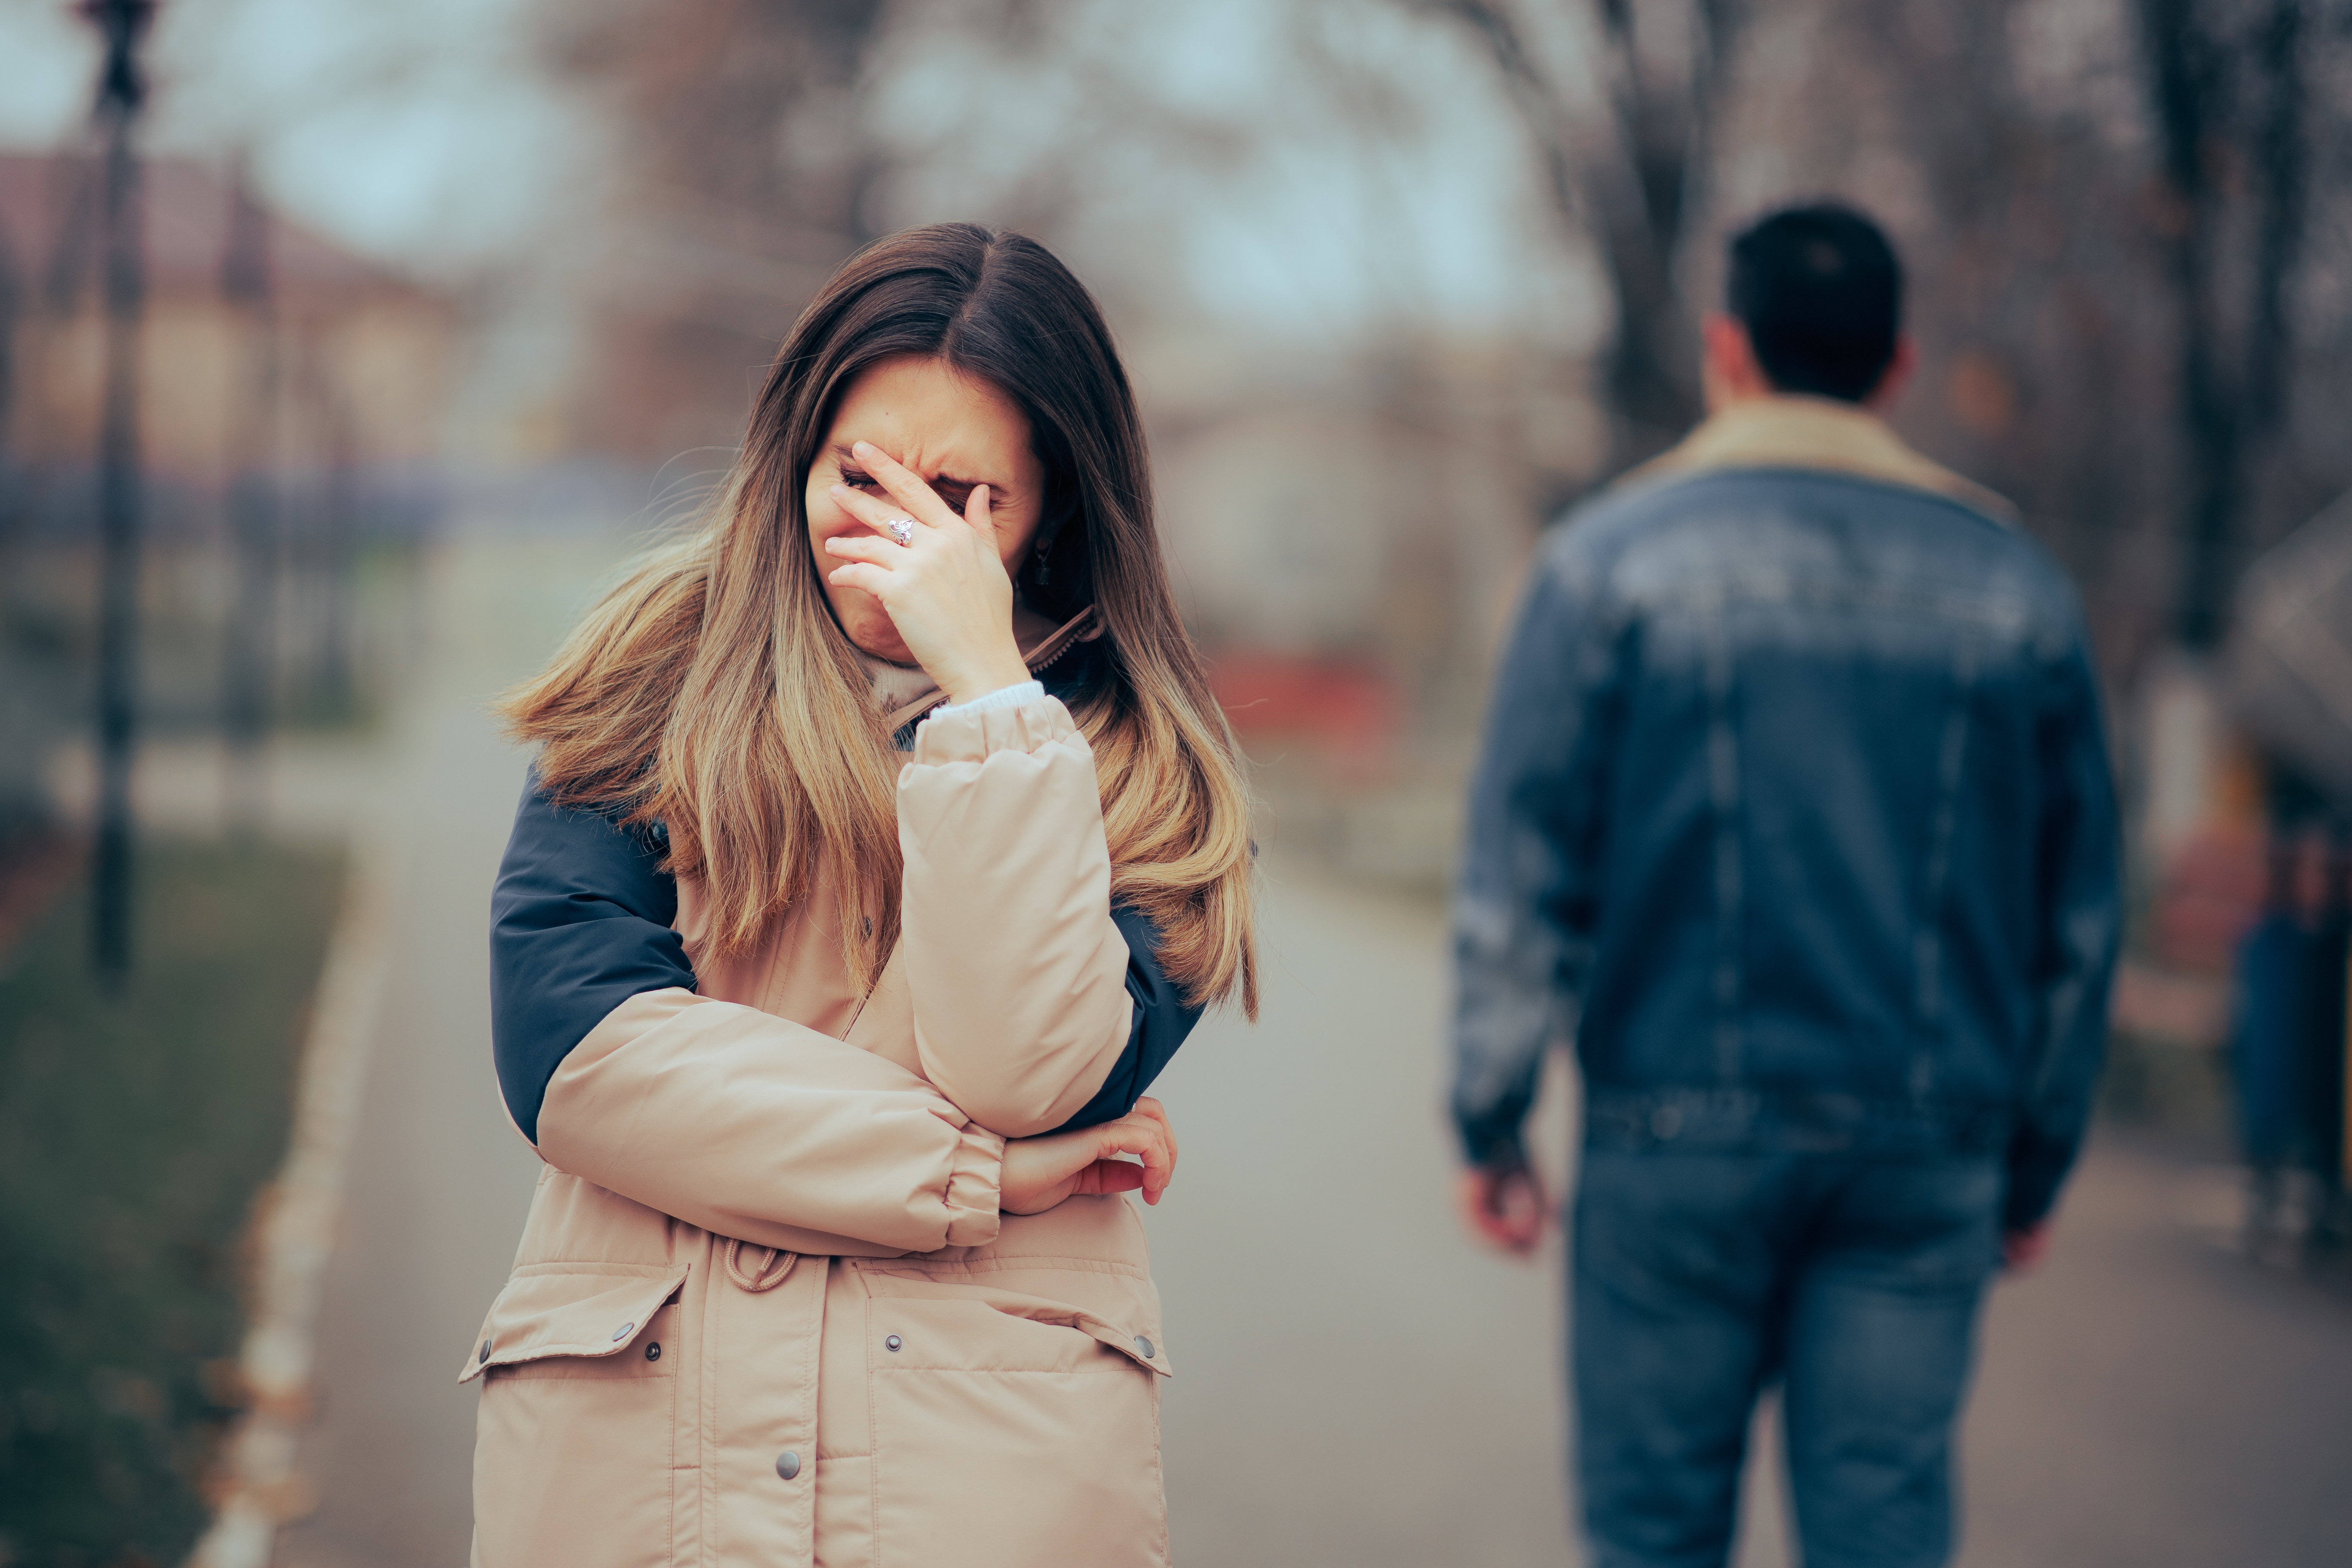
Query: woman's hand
999 1097 1179 1216
824 439 1033 706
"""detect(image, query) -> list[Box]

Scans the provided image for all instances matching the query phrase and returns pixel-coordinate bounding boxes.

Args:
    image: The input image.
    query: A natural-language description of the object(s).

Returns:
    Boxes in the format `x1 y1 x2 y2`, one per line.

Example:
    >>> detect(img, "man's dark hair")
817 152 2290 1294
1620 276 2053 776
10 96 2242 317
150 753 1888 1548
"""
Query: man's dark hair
1725 203 1902 403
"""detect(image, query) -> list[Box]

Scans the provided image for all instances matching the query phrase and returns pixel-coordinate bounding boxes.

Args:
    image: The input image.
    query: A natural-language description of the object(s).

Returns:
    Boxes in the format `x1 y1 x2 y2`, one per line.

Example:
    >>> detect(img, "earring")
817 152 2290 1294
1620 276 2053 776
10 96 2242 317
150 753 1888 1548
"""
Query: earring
1032 542 1052 587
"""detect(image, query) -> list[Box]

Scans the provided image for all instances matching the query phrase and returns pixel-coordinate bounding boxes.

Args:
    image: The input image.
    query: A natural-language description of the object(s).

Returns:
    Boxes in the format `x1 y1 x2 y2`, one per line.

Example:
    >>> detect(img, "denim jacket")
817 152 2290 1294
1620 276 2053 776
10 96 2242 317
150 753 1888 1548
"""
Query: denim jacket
1450 398 2120 1229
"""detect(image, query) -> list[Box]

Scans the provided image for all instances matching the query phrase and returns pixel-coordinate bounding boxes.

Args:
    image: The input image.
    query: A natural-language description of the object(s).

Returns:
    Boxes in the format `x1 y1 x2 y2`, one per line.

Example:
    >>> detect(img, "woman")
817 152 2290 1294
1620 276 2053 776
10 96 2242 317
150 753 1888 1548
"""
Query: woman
464 224 1256 1568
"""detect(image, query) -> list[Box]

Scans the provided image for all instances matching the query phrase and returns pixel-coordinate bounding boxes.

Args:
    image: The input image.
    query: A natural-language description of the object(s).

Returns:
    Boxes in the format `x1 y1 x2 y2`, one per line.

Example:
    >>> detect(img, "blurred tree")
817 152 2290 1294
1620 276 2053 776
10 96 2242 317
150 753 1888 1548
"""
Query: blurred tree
2137 0 2312 651
546 0 892 460
1814 0 2178 662
1410 0 1742 477
0 209 18 466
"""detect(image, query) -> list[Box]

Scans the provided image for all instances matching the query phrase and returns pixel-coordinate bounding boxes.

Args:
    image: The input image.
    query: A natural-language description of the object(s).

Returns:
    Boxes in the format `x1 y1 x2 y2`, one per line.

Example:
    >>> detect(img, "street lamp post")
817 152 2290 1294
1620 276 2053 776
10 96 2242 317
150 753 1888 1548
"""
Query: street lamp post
220 155 277 834
78 0 156 981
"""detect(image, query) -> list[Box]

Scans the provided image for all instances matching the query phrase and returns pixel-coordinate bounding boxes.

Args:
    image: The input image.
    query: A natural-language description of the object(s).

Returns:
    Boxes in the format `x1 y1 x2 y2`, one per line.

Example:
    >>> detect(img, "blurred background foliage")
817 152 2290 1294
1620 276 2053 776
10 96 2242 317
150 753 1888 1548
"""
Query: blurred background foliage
6 0 2352 820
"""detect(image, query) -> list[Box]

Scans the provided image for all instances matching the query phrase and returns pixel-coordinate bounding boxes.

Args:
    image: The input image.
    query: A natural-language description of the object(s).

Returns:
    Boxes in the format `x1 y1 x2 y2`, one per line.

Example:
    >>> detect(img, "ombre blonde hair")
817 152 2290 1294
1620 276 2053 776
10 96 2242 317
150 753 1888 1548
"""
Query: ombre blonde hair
502 224 1257 1016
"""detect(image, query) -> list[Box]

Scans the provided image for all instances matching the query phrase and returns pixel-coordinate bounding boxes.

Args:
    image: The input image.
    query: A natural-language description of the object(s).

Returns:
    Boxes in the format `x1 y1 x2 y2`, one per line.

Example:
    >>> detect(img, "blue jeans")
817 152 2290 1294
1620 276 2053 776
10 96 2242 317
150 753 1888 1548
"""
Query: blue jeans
1572 1149 2004 1568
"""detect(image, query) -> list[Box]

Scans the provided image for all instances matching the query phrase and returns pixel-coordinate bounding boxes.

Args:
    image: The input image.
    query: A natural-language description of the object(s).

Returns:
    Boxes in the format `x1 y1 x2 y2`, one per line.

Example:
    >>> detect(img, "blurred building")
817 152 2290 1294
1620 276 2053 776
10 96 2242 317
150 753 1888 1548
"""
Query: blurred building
0 152 456 838
0 153 452 483
546 0 886 463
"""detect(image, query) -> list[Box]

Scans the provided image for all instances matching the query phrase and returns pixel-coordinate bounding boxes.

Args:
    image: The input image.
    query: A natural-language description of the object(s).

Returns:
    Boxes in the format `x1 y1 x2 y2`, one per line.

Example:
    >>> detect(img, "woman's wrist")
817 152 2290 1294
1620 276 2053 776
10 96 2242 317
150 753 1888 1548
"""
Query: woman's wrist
932 680 1043 720
937 646 1034 707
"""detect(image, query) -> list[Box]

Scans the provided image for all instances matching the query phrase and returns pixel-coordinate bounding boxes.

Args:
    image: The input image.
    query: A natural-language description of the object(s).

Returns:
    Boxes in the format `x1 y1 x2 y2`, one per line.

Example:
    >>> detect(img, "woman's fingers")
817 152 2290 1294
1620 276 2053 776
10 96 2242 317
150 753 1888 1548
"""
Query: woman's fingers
998 1102 1180 1216
824 533 907 567
963 481 998 551
824 561 893 597
851 440 962 531
830 480 927 543
1091 1107 1175 1205
1130 1096 1178 1170
1068 1158 1145 1197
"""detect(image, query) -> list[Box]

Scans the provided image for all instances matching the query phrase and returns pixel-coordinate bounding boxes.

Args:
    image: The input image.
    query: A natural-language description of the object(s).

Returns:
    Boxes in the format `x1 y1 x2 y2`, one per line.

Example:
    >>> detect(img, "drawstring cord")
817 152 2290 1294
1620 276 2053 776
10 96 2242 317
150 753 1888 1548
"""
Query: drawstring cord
725 1237 798 1292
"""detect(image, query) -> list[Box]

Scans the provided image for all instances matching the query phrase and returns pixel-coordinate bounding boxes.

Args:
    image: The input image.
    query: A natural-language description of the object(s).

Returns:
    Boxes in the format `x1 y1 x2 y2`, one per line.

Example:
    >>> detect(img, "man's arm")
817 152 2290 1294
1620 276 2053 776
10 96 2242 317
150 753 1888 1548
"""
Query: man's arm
2006 618 2123 1240
1451 537 1620 1244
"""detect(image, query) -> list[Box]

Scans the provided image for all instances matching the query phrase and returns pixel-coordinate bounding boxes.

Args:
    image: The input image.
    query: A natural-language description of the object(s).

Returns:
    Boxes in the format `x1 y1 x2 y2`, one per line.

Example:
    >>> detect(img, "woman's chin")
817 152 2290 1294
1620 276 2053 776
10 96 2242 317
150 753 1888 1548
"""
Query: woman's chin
826 593 913 665
846 619 915 666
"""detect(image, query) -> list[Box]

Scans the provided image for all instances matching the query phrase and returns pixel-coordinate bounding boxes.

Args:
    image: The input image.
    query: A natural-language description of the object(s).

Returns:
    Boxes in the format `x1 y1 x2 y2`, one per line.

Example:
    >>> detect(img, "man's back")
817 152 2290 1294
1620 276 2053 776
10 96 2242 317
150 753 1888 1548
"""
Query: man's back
1453 401 2118 1225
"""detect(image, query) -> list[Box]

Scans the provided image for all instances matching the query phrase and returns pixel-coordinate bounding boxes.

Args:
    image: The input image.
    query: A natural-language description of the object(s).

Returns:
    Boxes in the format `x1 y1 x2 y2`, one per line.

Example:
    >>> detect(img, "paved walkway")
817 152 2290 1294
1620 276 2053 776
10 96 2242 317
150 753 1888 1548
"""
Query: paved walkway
266 532 2352 1567
1151 861 2352 1568
274 535 624 1568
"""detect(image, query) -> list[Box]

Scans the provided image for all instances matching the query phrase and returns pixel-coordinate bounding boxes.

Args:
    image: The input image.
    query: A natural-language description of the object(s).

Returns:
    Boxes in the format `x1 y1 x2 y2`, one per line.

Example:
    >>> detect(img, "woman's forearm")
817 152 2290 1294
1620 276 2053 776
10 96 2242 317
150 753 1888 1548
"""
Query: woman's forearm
896 693 1137 1137
536 988 1006 1255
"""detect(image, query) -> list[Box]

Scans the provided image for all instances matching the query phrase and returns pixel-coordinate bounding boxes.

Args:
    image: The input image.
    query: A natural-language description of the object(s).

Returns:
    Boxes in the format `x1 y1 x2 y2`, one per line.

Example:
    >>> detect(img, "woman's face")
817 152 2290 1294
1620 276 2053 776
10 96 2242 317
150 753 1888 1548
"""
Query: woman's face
805 353 1048 665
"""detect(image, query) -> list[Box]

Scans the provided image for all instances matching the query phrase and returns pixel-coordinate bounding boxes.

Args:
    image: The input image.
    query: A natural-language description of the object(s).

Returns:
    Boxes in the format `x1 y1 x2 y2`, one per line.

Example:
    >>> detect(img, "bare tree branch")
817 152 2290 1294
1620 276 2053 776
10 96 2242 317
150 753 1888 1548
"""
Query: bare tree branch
1412 0 1740 477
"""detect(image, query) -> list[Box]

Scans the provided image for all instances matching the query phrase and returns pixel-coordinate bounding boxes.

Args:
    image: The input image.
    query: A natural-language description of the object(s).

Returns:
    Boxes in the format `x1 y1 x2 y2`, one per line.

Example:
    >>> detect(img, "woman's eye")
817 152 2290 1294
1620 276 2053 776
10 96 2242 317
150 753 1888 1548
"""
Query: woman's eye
839 470 876 490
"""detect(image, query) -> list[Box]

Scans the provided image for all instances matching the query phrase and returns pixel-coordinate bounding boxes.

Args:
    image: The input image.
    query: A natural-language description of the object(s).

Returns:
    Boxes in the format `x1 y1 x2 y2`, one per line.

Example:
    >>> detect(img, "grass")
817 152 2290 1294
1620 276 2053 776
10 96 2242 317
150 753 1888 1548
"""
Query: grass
0 839 343 1568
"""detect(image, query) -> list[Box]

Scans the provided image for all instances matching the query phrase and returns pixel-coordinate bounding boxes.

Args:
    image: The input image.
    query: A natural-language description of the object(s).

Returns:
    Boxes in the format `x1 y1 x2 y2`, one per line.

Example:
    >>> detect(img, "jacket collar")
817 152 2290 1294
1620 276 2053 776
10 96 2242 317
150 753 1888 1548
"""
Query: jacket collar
1617 395 2016 522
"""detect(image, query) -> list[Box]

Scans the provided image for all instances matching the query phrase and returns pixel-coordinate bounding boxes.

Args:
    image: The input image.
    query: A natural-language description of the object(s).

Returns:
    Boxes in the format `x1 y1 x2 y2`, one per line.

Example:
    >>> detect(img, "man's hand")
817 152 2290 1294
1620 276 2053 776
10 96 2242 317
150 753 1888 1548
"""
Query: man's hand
1000 1097 1179 1216
2003 1221 2052 1274
1458 1158 1548 1257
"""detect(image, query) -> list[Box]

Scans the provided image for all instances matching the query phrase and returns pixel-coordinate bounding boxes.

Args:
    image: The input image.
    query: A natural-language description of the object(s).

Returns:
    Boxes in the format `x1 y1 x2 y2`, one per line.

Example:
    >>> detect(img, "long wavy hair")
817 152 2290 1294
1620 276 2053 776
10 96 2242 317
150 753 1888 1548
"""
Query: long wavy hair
502 223 1257 1015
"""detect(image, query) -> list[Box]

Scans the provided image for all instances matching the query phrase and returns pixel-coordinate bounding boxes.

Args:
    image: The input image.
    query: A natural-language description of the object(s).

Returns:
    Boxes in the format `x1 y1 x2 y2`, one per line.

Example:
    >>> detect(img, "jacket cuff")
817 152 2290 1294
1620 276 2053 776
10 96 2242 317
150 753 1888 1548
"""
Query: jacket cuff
930 679 1044 721
1455 1109 1530 1171
941 1123 1007 1248
2003 1130 2079 1232
911 692 1077 765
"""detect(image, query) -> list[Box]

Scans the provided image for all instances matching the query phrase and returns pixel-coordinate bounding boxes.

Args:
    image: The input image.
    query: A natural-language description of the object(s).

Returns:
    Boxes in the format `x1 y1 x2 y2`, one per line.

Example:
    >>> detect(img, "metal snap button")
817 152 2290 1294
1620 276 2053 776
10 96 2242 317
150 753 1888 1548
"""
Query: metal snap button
1135 1335 1155 1360
775 1450 801 1481
644 1341 662 1362
478 1338 492 1364
884 1334 903 1352
612 1321 636 1343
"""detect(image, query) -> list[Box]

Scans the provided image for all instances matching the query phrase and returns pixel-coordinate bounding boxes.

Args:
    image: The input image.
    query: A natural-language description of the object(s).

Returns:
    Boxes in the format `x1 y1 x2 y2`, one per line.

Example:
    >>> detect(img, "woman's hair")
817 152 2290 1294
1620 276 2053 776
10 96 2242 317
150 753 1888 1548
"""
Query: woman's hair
502 223 1257 1015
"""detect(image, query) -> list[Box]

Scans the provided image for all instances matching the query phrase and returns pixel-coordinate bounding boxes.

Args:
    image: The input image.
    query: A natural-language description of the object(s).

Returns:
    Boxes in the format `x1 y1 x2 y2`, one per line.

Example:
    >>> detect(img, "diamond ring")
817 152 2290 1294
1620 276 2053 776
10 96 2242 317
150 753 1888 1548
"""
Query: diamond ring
885 517 915 547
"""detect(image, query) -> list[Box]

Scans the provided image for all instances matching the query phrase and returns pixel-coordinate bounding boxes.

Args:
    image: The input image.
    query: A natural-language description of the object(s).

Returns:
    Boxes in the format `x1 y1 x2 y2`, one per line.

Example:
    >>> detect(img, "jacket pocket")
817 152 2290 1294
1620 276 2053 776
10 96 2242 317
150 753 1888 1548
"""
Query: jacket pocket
465 1264 688 1568
460 1262 688 1383
861 1278 1167 1568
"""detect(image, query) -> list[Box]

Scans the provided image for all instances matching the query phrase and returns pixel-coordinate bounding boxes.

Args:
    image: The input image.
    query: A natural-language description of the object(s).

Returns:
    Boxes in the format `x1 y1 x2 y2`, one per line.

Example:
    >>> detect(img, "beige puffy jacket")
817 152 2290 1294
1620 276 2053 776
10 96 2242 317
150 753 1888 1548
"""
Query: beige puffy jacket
462 690 1176 1568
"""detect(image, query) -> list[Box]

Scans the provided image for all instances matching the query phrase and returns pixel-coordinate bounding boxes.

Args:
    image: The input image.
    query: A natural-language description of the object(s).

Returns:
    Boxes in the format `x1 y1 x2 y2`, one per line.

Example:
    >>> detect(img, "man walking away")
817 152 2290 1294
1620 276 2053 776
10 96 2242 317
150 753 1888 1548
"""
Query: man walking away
1448 203 2120 1568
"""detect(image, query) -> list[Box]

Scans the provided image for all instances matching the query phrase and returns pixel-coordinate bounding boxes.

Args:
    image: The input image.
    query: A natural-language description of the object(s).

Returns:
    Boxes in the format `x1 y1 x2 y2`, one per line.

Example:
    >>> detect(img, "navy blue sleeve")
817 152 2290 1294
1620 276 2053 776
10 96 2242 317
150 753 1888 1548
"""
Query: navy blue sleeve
489 774 695 1144
490 769 1199 1144
1050 903 1208 1133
